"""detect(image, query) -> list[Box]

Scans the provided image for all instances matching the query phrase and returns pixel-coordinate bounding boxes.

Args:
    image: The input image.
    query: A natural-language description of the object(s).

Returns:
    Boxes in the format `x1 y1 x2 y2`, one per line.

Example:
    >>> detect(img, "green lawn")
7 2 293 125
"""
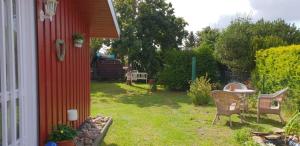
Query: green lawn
91 82 285 146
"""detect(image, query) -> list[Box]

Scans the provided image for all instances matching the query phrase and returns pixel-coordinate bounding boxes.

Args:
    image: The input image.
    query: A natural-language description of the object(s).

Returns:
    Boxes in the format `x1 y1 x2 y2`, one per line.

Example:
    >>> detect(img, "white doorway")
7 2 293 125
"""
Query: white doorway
0 0 38 146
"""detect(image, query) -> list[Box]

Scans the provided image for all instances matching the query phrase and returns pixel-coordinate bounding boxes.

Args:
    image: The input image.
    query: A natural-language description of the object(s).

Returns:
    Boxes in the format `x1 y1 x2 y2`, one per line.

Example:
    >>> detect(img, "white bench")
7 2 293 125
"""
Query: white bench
127 70 148 83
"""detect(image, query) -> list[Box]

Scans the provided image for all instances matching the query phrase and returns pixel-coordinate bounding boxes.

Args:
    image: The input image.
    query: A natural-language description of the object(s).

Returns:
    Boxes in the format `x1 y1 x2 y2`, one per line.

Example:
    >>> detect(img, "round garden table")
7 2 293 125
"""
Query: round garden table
224 89 256 112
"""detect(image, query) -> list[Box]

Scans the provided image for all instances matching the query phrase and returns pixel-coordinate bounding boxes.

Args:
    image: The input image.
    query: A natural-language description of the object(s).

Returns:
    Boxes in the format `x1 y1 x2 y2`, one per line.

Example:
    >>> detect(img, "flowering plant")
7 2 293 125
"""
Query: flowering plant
49 124 77 142
72 33 84 42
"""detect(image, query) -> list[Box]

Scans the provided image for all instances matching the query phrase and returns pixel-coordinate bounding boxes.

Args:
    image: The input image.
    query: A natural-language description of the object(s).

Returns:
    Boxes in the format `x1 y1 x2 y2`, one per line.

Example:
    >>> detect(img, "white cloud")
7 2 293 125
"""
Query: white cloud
167 0 300 32
167 0 253 31
250 0 300 21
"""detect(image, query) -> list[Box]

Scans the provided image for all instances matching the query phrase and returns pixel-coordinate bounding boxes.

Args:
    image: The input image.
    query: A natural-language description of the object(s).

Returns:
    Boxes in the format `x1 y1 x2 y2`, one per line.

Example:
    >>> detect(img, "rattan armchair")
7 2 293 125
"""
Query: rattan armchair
223 82 249 111
257 88 288 123
211 90 244 127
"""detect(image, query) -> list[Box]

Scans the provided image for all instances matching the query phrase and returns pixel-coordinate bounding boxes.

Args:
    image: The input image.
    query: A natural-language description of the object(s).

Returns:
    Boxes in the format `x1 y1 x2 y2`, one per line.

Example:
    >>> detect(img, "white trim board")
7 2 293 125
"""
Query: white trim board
18 0 38 145
108 0 121 37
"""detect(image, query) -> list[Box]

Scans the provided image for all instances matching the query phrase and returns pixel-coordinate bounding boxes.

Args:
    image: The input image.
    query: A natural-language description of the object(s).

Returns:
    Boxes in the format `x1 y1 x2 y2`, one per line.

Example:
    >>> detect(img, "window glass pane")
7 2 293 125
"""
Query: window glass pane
16 98 20 139
7 100 11 145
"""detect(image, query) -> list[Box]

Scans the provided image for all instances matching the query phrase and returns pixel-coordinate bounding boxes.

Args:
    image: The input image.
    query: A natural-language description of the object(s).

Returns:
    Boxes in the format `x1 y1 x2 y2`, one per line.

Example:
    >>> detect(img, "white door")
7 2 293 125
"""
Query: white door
0 0 38 146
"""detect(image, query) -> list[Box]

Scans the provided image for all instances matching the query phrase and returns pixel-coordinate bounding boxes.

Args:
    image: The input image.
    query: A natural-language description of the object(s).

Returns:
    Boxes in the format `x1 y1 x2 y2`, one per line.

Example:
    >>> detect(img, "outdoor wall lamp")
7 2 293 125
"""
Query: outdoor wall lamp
67 109 78 121
40 0 58 22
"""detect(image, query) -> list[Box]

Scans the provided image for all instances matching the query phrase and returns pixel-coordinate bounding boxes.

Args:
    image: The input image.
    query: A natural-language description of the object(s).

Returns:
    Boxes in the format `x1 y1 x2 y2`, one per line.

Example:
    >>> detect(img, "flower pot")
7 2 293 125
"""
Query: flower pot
56 140 75 146
74 39 84 48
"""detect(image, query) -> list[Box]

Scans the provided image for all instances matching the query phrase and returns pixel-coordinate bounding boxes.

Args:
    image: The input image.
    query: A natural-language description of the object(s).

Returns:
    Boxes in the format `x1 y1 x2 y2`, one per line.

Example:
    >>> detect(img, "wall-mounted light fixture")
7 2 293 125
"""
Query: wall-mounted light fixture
40 0 59 22
67 109 78 121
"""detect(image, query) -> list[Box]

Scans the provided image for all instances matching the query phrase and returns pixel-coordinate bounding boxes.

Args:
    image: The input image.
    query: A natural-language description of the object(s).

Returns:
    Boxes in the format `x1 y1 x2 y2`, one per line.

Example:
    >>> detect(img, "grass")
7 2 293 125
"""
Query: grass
91 82 286 146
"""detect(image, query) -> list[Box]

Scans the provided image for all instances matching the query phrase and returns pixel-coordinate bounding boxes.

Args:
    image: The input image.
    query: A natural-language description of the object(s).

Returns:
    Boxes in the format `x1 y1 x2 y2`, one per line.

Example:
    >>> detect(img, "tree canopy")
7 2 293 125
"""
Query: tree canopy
215 18 300 79
111 0 188 77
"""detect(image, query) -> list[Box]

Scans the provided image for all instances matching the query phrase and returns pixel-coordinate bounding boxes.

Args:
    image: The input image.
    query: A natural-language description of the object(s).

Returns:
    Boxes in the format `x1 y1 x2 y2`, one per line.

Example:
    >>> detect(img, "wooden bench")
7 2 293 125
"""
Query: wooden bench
128 70 148 83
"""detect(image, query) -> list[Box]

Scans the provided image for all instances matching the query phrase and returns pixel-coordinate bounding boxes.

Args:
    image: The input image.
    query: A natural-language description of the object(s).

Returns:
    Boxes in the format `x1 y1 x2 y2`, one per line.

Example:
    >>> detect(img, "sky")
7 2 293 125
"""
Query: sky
167 0 300 32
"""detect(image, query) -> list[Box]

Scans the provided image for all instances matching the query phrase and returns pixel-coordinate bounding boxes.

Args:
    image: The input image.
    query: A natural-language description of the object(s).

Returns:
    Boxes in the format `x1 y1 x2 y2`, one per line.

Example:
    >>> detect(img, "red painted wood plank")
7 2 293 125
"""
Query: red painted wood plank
44 19 53 139
50 7 58 128
55 3 62 125
37 0 47 145
61 0 66 124
64 0 72 122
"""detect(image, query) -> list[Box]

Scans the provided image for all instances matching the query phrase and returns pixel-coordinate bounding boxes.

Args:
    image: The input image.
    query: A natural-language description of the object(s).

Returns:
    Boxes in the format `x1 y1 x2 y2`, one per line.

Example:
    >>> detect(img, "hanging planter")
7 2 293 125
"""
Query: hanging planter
72 33 84 48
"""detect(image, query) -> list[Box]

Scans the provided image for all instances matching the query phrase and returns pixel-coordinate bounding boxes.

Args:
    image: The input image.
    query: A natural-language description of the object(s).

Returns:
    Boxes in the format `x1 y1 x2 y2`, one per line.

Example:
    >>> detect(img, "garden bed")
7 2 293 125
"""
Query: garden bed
75 116 113 146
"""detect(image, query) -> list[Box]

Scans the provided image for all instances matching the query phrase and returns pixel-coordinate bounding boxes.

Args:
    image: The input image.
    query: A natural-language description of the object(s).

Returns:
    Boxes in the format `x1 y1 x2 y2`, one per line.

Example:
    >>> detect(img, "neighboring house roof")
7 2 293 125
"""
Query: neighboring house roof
79 0 120 38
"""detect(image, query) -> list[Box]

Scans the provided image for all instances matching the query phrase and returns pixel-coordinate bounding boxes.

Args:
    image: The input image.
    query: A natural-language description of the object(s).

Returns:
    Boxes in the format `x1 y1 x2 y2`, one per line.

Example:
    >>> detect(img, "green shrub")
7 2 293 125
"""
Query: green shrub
253 45 300 111
159 48 219 90
234 128 252 144
188 76 212 105
49 124 77 142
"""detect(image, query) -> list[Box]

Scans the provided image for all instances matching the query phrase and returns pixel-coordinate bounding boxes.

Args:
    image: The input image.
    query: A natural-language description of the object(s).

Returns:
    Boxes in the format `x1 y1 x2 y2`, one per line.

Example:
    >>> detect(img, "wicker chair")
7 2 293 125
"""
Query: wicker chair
211 90 244 127
257 88 288 123
223 82 249 111
223 82 248 91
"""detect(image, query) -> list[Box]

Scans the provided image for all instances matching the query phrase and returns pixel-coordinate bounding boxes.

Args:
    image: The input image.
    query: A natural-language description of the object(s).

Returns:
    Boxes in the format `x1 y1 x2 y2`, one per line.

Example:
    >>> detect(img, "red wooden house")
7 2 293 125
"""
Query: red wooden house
0 0 120 145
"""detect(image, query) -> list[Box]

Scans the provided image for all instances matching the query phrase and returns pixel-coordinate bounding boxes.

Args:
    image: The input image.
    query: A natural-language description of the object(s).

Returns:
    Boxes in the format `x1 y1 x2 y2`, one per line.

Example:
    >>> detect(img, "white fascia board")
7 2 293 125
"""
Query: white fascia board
107 0 121 38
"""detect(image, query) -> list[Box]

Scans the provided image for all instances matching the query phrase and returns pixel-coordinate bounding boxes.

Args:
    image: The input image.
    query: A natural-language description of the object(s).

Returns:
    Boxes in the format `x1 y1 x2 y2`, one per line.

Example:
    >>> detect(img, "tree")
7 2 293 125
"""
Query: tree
111 0 140 63
111 0 188 77
215 17 300 80
215 17 253 78
196 26 220 47
185 31 197 50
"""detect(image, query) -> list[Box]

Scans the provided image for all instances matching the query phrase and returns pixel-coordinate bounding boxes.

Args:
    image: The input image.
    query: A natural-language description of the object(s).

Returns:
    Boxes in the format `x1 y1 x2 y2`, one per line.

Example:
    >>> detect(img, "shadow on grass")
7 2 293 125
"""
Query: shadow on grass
226 116 283 132
91 81 192 109
116 91 192 109
245 115 283 128
91 81 127 96
131 84 149 90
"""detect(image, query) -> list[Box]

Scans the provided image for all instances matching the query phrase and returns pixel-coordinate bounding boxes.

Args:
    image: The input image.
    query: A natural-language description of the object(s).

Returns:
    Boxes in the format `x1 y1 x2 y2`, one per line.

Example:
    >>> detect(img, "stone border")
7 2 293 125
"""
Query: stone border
92 117 113 146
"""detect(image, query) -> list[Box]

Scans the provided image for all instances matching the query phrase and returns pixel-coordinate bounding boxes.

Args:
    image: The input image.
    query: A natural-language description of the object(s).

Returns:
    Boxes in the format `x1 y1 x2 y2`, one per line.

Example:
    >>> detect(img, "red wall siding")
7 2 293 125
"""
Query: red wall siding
37 0 90 145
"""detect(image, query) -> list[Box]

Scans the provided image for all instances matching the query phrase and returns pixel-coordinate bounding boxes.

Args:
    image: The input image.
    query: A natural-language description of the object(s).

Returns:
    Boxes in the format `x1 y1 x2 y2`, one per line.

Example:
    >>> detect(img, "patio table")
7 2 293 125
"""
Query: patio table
224 89 256 112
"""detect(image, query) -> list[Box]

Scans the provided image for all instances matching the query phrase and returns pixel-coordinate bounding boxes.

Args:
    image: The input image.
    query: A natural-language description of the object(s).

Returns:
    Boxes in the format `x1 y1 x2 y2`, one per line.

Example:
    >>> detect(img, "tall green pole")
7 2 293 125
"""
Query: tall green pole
192 57 196 81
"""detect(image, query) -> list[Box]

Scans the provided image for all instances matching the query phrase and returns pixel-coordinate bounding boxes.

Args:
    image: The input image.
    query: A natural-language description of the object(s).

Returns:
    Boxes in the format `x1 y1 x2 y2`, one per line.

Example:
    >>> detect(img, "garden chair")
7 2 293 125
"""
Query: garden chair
223 82 249 111
211 90 244 127
257 88 288 123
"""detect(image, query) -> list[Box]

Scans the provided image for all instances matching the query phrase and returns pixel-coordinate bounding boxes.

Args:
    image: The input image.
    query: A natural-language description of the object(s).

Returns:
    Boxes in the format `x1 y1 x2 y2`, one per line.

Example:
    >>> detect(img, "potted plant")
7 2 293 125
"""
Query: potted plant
72 33 84 48
48 124 77 146
148 79 157 92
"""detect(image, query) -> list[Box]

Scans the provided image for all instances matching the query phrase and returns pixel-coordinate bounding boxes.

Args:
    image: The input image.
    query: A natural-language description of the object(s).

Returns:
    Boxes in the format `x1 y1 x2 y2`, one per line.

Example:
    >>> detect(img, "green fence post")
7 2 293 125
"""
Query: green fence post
192 57 196 81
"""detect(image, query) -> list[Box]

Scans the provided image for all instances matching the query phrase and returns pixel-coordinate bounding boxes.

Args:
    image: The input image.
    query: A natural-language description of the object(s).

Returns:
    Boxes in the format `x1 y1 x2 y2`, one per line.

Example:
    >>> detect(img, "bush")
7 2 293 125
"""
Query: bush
159 48 219 90
253 45 300 111
49 124 77 142
234 128 252 144
188 76 212 105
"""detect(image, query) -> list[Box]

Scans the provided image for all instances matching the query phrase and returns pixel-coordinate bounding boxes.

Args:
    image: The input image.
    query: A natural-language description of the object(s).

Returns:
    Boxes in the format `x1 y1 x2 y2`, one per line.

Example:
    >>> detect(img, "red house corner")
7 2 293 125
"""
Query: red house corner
0 0 119 146
36 0 120 145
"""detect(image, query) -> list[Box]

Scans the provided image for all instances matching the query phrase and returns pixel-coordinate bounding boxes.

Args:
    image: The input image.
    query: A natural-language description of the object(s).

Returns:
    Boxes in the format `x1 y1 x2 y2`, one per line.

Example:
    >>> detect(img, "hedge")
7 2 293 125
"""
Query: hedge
159 48 219 90
253 45 300 100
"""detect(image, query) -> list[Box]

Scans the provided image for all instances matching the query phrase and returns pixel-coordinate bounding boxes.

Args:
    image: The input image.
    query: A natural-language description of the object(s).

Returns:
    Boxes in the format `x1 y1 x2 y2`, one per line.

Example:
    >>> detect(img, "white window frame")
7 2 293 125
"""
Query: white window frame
0 0 38 146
